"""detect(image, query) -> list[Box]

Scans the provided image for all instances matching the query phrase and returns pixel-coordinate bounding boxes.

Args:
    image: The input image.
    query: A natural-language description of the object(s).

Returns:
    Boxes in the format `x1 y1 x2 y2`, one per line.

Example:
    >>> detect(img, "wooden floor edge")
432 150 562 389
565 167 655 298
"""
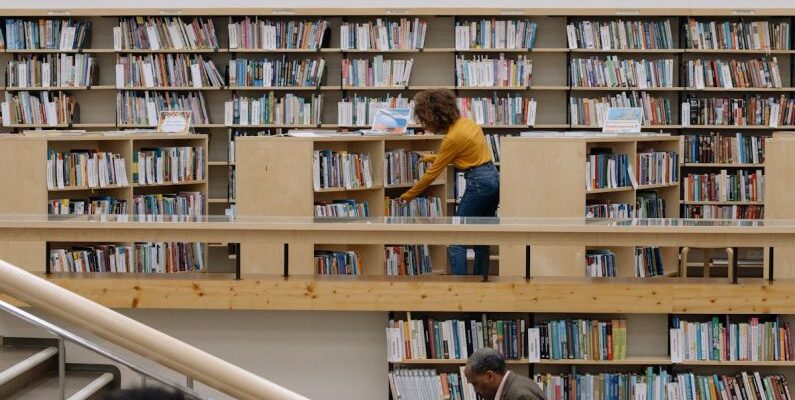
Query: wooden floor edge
1 276 791 313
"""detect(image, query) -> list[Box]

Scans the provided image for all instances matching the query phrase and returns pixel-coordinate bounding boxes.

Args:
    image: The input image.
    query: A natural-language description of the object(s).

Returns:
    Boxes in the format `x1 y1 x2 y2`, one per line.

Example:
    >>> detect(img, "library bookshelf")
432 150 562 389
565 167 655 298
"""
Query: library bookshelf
235 134 447 276
0 133 210 273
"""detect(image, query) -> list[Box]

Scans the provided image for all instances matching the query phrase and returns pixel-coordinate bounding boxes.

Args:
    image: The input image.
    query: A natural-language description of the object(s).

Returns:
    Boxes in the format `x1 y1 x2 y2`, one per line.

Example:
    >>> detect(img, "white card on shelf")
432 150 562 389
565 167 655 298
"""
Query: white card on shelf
527 328 540 362
115 64 125 89
45 102 58 127
143 63 155 88
1 102 11 126
190 64 203 88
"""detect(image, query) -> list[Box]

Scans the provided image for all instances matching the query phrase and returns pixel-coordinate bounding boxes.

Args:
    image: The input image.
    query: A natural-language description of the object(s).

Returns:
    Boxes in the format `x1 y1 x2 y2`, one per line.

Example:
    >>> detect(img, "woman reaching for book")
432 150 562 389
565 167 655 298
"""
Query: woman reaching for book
400 89 499 276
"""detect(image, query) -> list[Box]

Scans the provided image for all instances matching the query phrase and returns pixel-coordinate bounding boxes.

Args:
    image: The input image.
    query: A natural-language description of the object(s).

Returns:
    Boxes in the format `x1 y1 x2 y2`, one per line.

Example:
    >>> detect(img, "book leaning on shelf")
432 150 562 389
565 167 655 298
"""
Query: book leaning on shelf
570 57 674 88
340 18 427 50
1 92 77 127
585 249 616 277
341 56 413 87
636 191 665 218
4 18 92 50
229 57 325 88
114 17 219 51
6 54 95 88
681 95 795 127
228 18 329 50
337 94 413 126
49 196 128 215
455 54 532 88
458 95 537 126
46 150 128 190
683 170 764 202
385 196 443 217
385 149 431 186
585 150 631 190
115 54 225 89
686 58 782 89
132 192 205 216
636 150 678 186
455 19 537 50
312 149 373 191
685 18 791 50
670 316 793 362
566 19 675 50
117 91 209 127
133 146 205 185
635 247 664 277
49 242 205 273
224 93 323 126
571 92 672 127
385 245 432 276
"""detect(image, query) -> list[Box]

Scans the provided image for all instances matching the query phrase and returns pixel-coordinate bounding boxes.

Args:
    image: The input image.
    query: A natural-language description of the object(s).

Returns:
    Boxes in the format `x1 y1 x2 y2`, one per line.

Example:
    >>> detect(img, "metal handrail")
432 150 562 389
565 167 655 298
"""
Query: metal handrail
0 298 209 400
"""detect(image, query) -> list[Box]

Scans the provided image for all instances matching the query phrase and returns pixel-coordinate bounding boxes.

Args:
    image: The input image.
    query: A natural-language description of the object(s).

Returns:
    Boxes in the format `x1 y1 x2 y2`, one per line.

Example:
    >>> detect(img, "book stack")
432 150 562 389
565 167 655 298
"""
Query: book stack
116 54 225 88
684 133 765 165
385 196 443 217
566 19 674 49
340 18 427 50
388 369 468 400
133 242 205 273
585 249 616 277
341 56 413 87
311 149 373 190
384 149 431 186
532 318 627 360
585 202 634 218
687 58 782 89
48 196 128 215
682 95 795 127
313 250 360 275
46 150 128 189
635 246 664 277
683 170 764 202
670 316 793 362
455 19 538 50
224 93 323 126
229 57 325 88
132 192 206 216
133 146 205 185
117 91 210 126
114 17 219 50
636 150 679 185
6 54 95 88
585 151 631 190
685 19 791 50
228 18 329 50
457 95 537 126
4 18 92 50
570 57 674 88
455 55 532 88
485 134 501 162
49 242 205 273
571 92 672 127
636 191 665 218
314 199 369 218
337 94 413 126
682 204 764 220
385 244 432 276
1 91 77 126
386 315 527 360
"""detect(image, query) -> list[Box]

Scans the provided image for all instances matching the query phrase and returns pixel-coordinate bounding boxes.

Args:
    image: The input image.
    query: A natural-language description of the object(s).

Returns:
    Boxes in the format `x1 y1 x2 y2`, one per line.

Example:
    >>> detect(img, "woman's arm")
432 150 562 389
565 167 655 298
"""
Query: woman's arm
400 136 463 201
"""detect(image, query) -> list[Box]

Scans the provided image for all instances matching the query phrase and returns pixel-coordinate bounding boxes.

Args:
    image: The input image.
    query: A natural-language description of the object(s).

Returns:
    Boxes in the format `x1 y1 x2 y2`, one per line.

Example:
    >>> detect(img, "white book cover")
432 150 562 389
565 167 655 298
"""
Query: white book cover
56 156 65 188
168 25 184 49
670 328 683 363
224 102 233 126
146 26 161 50
240 98 249 125
1 102 11 126
769 103 780 127
190 64 203 88
145 101 158 127
528 328 541 362
681 102 690 127
115 64 126 88
87 157 98 188
143 63 155 88
45 102 58 127
113 27 122 51
42 63 51 88
18 63 27 88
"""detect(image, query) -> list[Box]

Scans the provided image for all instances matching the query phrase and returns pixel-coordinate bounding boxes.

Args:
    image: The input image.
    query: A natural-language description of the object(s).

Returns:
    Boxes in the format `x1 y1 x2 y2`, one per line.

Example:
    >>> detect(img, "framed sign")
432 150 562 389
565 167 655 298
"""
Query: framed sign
602 107 642 134
158 111 192 133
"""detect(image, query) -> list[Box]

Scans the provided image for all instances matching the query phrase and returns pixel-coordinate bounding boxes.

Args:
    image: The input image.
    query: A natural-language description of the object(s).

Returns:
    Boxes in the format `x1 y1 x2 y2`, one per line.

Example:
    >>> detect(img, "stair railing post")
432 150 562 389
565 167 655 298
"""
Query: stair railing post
58 337 66 400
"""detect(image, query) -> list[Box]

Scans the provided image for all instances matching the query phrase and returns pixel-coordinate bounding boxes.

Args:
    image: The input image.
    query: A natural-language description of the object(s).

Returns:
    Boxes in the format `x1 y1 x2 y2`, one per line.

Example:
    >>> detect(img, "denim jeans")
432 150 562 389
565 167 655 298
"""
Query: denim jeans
449 162 500 275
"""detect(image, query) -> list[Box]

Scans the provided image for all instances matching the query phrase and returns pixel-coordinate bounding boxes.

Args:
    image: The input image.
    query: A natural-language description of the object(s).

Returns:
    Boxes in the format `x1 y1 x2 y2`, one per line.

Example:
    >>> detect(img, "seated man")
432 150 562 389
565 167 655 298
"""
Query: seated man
464 348 546 400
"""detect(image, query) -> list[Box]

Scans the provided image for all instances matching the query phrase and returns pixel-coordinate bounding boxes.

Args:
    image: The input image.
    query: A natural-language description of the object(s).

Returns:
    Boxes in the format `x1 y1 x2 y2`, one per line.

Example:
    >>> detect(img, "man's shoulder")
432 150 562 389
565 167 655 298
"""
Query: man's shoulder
504 373 545 400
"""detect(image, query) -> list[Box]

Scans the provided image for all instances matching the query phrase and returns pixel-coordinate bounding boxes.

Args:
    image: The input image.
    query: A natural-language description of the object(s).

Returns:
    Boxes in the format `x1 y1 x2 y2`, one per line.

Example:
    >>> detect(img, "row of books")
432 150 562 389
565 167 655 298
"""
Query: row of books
7 54 95 88
670 316 793 362
117 91 209 126
571 93 672 127
314 250 360 275
485 133 501 163
48 197 128 215
681 95 795 127
585 249 616 277
683 133 765 165
566 20 675 50
586 194 666 219
570 57 674 88
113 17 219 51
132 192 205 216
682 204 764 220
223 94 323 126
388 369 471 400
387 316 528 361
536 370 791 400
49 242 205 273
228 57 325 87
585 152 632 190
46 150 128 190
341 56 414 87
686 58 782 89
336 94 413 126
637 192 666 218
132 146 206 185
535 319 627 360
384 149 431 186
115 54 225 88
635 246 665 277
385 197 443 218
4 18 91 50
340 18 427 50
457 96 537 126
314 199 369 218
455 55 533 87
636 151 679 186
1 91 77 126
312 150 374 190
682 170 764 202
685 19 791 50
385 244 432 276
454 19 538 50
227 18 329 50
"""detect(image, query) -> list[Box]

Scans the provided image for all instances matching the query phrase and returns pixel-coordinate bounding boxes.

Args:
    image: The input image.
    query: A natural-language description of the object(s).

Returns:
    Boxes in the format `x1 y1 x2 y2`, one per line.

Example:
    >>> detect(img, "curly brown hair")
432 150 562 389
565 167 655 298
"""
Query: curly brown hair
413 89 461 134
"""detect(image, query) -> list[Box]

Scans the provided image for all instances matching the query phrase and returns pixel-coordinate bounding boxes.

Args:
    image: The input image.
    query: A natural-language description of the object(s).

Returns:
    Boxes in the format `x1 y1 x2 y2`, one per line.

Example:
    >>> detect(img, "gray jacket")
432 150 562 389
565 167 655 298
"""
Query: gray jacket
500 372 546 400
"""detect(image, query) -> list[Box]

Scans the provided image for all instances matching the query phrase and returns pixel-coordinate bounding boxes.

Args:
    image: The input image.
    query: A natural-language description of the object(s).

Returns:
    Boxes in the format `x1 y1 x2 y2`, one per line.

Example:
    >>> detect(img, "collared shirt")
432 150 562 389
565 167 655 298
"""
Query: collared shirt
494 370 512 400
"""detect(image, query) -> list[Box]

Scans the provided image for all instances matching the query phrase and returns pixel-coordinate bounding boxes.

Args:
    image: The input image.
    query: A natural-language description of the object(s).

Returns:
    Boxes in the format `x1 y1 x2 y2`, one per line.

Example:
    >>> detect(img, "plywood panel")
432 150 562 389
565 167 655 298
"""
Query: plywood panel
764 136 795 278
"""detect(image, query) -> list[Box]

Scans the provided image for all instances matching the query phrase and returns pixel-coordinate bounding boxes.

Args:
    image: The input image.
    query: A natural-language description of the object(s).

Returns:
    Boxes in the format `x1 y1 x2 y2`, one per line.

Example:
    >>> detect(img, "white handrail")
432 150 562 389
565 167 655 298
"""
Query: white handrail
0 260 311 400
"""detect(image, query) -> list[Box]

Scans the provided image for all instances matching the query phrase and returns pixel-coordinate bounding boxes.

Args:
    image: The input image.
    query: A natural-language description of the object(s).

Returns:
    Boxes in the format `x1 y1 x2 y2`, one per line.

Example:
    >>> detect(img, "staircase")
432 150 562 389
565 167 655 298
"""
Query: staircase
0 337 119 399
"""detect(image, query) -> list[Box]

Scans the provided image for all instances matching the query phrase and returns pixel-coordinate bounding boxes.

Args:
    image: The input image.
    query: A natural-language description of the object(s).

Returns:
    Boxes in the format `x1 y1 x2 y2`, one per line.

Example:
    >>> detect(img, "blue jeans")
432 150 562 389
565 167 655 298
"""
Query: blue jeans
449 162 500 275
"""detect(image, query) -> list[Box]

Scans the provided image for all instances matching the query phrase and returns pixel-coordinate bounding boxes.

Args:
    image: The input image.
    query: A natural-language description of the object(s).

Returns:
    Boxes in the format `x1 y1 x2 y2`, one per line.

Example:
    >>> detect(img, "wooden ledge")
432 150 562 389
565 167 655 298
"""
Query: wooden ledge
2 274 793 314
